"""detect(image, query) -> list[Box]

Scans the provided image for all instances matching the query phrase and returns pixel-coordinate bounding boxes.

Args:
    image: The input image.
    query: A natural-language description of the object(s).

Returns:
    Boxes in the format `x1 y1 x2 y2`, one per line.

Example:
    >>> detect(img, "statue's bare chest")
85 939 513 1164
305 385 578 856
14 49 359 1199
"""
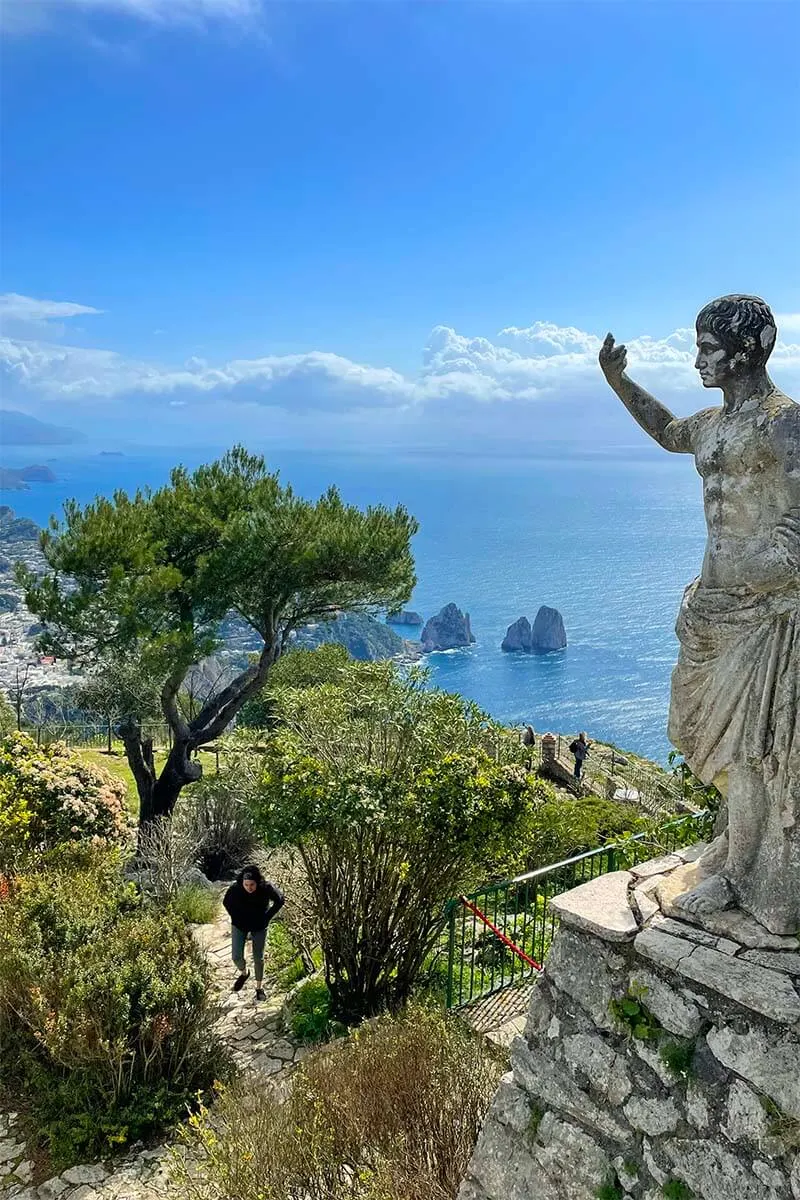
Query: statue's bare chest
694 409 777 481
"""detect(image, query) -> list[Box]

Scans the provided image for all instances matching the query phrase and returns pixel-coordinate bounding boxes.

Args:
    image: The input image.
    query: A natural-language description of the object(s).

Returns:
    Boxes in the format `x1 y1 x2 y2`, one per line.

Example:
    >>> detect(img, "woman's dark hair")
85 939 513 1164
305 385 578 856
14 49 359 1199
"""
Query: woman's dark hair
237 864 266 888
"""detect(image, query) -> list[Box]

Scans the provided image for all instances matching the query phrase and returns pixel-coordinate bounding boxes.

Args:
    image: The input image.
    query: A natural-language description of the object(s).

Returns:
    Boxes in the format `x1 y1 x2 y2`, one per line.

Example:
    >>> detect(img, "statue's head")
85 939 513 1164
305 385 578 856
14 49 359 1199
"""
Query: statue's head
694 294 777 389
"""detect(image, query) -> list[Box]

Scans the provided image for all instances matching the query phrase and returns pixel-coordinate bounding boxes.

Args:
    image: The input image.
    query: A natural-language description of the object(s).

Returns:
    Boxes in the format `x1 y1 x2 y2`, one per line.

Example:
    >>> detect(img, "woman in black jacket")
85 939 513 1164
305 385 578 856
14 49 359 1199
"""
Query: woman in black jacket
222 865 285 1001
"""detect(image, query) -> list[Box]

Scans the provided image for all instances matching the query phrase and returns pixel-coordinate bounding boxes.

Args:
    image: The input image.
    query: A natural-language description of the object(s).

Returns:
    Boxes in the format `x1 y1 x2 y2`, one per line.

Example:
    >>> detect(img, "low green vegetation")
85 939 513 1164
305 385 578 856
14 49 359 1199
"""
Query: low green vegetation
172 1006 502 1200
610 984 662 1042
171 882 219 924
662 1181 694 1200
286 976 341 1044
0 846 229 1166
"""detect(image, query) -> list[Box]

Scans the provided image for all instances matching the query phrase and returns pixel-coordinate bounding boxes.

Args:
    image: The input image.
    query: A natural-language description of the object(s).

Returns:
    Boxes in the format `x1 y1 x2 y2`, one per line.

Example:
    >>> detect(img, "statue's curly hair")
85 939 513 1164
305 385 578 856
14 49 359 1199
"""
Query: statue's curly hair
695 294 777 368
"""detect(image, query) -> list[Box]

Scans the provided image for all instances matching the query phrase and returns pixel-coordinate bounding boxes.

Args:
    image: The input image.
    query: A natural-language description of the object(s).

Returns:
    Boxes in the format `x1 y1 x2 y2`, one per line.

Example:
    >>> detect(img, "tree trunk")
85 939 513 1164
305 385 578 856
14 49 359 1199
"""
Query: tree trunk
150 738 202 821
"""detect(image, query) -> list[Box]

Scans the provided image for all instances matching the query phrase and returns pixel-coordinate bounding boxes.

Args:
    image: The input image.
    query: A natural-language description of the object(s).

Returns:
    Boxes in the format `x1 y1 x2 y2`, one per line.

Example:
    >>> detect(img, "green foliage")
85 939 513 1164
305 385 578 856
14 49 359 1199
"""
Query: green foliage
171 883 219 924
173 1005 502 1200
239 643 351 728
659 1038 696 1079
0 847 228 1165
20 446 418 821
0 690 15 737
595 1182 624 1200
513 793 649 874
177 772 260 880
610 984 662 1041
662 1182 694 1200
0 733 128 870
252 662 546 1023
667 749 722 816
286 976 341 1044
72 655 163 727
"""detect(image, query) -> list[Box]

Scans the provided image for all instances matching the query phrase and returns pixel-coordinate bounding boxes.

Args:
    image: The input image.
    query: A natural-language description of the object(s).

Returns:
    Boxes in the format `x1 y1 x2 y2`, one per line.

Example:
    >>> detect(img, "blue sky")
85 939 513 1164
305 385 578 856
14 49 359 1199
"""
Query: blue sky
1 0 798 449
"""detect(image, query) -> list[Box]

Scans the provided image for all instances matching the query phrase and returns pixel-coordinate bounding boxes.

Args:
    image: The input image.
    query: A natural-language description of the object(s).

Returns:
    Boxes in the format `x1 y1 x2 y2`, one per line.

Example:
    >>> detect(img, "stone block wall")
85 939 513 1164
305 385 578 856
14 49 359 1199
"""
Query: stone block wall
459 860 800 1200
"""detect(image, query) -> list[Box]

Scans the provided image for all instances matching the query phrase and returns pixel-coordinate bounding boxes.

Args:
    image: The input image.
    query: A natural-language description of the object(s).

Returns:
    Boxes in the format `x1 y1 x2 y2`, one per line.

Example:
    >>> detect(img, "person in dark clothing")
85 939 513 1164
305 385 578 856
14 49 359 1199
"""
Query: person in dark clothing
222 865 285 1001
569 732 590 780
522 725 536 771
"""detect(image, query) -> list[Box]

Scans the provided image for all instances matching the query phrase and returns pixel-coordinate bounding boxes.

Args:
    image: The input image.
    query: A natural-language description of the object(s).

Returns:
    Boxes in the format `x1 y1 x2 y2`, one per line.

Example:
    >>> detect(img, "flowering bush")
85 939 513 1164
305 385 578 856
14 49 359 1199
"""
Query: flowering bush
0 733 129 866
0 846 229 1165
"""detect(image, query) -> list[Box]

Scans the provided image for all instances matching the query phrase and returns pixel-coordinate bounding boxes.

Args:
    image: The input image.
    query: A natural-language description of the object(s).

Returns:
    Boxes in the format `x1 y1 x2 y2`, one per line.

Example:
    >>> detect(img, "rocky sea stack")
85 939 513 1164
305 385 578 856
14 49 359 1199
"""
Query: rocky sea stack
420 603 475 653
388 609 423 627
501 606 567 653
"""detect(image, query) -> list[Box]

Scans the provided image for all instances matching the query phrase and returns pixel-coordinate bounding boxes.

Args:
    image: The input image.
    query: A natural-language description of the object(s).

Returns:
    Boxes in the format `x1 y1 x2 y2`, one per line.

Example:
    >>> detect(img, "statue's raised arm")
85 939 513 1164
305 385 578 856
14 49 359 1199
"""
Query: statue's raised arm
599 333 692 453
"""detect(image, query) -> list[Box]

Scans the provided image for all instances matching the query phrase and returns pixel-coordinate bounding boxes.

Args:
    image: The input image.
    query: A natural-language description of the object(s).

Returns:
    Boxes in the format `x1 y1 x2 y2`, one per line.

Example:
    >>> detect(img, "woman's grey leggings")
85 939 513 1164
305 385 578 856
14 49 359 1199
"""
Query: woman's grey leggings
231 926 267 980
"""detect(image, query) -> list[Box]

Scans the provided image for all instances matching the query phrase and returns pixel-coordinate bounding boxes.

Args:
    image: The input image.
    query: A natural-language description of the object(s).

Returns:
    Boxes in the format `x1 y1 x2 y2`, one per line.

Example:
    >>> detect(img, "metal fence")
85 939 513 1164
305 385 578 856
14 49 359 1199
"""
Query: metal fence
27 722 173 751
443 809 713 1010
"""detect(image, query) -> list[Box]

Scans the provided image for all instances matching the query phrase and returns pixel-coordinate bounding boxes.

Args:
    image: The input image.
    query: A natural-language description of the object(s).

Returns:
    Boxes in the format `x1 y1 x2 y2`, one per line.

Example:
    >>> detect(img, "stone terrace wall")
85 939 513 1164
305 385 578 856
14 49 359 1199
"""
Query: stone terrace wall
459 859 800 1200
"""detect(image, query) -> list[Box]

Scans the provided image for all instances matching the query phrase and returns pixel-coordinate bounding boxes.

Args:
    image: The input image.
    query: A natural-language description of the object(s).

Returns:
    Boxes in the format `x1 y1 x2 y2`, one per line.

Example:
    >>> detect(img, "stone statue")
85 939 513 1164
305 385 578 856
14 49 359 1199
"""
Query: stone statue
599 295 799 936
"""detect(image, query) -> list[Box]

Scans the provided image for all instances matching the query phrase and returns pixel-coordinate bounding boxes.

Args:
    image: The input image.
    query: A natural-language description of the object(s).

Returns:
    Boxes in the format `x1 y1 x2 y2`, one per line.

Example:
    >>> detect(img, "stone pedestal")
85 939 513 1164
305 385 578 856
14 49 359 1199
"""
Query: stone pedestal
460 853 800 1200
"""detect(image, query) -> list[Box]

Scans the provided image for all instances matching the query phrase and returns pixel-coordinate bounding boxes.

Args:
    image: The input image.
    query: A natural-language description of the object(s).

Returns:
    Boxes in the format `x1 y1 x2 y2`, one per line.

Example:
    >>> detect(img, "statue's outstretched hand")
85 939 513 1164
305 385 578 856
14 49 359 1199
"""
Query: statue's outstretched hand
599 333 627 383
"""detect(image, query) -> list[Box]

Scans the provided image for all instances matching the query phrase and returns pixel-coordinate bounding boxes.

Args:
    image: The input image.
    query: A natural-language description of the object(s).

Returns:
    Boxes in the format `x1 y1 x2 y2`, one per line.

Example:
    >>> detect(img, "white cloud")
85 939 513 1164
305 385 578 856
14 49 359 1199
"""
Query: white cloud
1 0 260 34
2 294 798 448
0 293 102 325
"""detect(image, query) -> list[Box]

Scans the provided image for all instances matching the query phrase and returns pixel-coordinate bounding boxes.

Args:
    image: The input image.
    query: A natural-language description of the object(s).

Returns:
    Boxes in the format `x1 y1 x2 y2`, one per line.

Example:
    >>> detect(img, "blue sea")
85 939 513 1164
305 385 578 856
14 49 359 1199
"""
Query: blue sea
1 443 707 764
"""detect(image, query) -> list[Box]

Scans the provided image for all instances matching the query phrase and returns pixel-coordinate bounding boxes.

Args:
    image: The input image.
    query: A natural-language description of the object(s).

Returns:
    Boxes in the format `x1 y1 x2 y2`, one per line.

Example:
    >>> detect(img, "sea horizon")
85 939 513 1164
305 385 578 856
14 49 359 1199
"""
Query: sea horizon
1 441 707 765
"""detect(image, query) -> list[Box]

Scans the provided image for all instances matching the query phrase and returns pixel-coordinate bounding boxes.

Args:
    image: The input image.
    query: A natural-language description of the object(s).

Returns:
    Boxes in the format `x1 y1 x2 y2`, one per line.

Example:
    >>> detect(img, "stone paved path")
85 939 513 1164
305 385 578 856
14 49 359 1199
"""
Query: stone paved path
1 906 306 1200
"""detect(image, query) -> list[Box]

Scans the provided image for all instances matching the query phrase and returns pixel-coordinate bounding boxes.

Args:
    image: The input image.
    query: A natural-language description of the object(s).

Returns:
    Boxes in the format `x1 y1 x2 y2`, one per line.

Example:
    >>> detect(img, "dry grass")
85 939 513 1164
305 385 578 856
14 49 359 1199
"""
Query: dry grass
172 1005 503 1200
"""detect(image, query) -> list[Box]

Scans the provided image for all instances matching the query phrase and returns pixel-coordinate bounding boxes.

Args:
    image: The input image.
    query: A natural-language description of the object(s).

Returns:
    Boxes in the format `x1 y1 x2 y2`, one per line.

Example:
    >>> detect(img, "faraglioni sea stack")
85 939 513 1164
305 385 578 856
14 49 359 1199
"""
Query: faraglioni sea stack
420 603 476 652
501 606 567 653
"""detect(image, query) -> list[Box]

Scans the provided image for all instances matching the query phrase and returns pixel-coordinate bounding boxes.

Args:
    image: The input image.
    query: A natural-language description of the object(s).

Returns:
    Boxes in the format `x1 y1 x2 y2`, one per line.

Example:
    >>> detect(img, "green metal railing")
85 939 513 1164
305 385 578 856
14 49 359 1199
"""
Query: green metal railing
443 809 712 1009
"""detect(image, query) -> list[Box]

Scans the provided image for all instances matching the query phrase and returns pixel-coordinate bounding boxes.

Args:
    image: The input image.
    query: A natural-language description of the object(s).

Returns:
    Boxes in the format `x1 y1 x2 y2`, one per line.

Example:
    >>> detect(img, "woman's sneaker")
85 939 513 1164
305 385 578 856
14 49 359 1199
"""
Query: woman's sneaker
232 971 250 992
255 987 267 1002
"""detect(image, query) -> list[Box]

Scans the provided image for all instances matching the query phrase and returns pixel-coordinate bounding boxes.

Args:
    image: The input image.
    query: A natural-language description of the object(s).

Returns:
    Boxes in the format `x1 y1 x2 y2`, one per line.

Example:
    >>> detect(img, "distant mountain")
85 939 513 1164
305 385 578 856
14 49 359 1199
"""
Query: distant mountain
0 409 85 446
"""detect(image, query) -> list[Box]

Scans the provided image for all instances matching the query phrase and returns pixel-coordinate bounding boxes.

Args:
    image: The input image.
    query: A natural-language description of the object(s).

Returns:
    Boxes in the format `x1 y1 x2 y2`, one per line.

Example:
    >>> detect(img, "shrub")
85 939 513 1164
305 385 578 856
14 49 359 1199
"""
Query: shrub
173 1005 502 1200
177 773 259 880
0 733 128 870
0 847 229 1165
286 976 337 1044
172 883 219 925
132 813 196 903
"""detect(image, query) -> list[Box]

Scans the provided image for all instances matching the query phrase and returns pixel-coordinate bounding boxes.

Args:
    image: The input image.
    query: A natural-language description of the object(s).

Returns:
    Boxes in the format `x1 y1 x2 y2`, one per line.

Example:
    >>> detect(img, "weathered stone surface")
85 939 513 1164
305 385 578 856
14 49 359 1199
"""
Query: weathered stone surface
458 1115 541 1200
544 927 624 1030
62 1165 108 1186
623 1095 681 1136
656 864 800 950
633 1039 675 1087
549 871 638 942
420 603 475 652
532 1113 610 1199
642 1139 668 1186
685 1079 711 1129
631 855 682 880
635 928 800 1024
741 950 800 977
707 1025 800 1119
511 1038 628 1140
662 1138 782 1200
501 616 534 653
753 1161 788 1192
491 1075 533 1134
790 1154 800 1200
632 885 661 925
629 967 705 1037
530 606 567 653
650 914 740 955
723 1080 772 1146
561 1033 631 1105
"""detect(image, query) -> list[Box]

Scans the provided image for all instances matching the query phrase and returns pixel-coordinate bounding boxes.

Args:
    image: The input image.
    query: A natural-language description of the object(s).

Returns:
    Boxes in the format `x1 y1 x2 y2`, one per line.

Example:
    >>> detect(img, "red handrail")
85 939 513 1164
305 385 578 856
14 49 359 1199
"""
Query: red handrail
458 895 541 971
